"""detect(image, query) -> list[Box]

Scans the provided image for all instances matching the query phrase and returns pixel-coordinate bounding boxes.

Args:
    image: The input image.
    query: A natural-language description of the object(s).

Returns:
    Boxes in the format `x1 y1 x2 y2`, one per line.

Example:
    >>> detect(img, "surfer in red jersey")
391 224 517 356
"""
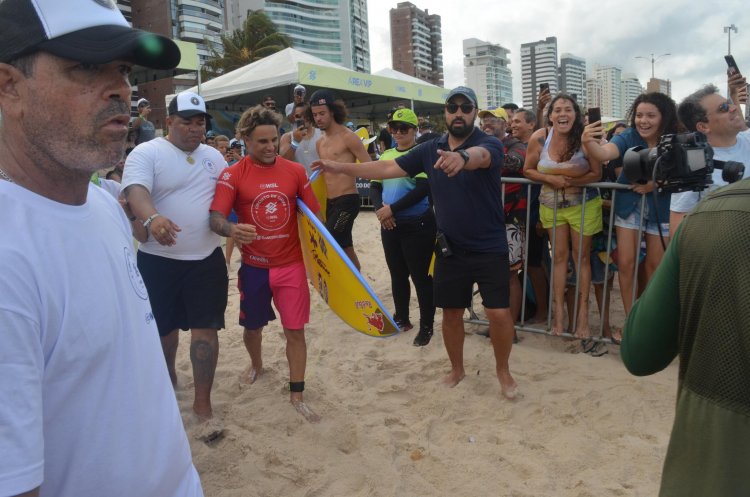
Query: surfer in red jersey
210 105 322 422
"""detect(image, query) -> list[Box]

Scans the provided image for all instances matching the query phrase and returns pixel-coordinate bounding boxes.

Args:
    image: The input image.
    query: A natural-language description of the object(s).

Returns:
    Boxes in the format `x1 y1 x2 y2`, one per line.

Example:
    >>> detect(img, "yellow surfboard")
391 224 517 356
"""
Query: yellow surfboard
297 199 399 337
310 173 327 221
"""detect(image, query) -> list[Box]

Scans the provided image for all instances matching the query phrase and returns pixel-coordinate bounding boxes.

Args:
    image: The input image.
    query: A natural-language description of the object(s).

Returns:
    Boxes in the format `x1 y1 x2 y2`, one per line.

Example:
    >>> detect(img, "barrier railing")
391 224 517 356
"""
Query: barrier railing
464 178 650 344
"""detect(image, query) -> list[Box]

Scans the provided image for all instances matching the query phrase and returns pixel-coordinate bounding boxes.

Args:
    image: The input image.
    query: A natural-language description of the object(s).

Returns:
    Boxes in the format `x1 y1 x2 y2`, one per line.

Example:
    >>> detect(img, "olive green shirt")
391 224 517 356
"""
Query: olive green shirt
622 179 750 497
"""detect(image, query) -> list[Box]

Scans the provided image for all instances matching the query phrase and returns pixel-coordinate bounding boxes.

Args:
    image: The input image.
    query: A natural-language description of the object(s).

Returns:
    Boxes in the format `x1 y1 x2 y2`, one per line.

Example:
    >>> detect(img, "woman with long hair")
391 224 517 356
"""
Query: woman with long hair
370 109 436 346
524 94 603 337
582 93 678 327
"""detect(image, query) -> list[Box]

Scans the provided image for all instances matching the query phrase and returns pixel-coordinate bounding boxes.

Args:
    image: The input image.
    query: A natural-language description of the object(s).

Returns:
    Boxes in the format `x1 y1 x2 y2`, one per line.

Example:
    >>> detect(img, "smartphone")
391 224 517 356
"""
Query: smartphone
725 55 741 77
295 119 305 129
539 82 550 92
588 107 601 124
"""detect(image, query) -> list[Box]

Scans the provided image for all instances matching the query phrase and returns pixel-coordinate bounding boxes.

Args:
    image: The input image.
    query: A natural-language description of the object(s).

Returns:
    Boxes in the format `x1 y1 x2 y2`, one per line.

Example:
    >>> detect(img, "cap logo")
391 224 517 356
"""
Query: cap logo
190 97 200 105
92 0 118 9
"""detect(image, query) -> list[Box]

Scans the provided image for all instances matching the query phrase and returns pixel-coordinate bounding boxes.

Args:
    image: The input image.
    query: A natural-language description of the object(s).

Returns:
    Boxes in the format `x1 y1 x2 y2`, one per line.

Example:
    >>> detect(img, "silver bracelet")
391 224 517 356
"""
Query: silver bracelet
142 213 160 230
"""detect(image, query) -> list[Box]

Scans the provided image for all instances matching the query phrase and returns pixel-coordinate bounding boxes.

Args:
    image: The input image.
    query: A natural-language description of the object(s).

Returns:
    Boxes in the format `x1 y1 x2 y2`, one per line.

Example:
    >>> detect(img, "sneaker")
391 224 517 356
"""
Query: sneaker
413 325 433 346
395 318 413 332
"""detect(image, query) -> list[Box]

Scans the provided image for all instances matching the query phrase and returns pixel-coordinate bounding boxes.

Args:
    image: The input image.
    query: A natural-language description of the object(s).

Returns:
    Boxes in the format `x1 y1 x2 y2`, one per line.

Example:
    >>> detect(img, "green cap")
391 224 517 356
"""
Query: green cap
388 108 418 127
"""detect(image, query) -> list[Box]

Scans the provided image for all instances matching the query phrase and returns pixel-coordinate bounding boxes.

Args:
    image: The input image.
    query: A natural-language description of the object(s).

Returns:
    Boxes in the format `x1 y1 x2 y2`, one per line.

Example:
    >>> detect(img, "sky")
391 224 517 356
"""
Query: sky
366 0 749 106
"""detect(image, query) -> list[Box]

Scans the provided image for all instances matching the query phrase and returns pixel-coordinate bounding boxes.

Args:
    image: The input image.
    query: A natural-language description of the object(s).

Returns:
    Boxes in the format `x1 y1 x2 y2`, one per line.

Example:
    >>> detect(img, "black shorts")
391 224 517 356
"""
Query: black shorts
325 193 360 248
433 249 510 309
137 247 228 336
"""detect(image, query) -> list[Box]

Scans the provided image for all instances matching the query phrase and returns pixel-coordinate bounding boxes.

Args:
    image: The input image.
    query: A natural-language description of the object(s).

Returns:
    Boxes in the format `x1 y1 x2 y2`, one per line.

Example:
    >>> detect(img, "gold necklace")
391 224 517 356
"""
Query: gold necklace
186 152 195 165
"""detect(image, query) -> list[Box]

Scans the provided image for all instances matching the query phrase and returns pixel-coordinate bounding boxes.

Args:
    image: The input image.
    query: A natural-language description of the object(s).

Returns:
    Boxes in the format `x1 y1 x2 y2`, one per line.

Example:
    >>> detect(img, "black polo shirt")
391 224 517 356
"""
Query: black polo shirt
395 127 507 253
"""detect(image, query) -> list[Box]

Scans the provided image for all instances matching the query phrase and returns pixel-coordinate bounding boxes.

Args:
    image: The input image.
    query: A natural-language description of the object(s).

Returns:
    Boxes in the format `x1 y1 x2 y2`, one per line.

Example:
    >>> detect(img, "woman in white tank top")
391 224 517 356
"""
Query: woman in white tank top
523 94 603 338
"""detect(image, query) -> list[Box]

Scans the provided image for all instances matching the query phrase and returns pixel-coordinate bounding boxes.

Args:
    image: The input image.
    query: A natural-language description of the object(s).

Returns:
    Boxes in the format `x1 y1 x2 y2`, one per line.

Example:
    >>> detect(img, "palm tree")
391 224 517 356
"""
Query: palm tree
202 10 291 80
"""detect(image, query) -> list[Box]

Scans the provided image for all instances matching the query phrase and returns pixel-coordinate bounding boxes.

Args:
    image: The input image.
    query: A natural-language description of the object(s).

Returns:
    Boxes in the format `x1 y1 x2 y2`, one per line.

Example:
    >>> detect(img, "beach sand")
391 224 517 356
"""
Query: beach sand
175 211 677 497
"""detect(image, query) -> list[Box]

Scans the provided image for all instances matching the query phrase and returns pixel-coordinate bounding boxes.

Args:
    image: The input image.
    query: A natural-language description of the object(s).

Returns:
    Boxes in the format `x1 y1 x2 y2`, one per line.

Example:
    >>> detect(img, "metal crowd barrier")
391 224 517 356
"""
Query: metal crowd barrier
464 178 650 344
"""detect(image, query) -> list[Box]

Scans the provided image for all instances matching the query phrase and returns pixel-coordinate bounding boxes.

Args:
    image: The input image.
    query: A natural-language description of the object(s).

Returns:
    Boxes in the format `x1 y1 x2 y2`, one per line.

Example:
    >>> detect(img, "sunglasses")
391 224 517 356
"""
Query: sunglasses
390 124 414 134
445 102 475 114
716 102 731 113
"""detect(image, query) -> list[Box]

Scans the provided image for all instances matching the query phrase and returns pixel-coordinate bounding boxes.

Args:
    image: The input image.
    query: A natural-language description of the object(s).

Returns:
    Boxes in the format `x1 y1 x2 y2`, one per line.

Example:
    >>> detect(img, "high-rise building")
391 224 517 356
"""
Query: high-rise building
520 37 558 108
226 0 371 72
119 1 223 128
559 53 587 108
171 0 224 65
463 38 512 109
118 0 132 23
586 78 603 111
646 77 672 97
621 73 644 116
390 2 444 86
594 64 623 118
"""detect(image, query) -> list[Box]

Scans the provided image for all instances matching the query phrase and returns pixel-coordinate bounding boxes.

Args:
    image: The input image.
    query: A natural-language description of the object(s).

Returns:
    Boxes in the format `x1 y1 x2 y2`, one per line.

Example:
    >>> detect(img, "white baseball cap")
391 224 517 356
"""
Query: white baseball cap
167 91 208 119
0 0 181 69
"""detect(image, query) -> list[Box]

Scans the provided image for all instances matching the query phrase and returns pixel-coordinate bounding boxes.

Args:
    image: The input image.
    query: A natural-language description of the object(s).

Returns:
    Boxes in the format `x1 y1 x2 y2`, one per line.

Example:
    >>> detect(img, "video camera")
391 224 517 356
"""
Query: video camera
623 132 745 193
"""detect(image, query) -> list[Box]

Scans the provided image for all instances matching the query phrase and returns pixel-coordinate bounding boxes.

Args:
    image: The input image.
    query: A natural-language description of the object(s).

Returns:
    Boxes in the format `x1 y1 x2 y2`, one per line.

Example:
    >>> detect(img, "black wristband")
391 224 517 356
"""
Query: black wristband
289 381 305 393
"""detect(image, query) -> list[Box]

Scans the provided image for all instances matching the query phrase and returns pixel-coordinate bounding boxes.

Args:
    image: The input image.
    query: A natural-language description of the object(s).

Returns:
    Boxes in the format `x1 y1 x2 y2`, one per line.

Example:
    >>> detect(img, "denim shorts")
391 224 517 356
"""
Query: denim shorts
614 204 669 237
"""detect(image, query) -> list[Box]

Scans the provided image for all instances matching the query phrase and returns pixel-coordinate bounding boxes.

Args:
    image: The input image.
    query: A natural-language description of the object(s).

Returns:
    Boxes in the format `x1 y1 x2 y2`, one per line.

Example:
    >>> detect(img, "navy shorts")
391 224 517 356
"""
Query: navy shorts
433 248 510 309
325 193 360 248
137 247 228 336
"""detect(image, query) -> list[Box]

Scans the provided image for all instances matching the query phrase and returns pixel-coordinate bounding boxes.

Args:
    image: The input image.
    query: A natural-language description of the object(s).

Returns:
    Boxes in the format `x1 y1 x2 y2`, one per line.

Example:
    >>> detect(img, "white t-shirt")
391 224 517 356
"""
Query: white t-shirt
670 129 750 213
122 138 226 260
0 182 203 497
98 177 121 199
294 128 322 175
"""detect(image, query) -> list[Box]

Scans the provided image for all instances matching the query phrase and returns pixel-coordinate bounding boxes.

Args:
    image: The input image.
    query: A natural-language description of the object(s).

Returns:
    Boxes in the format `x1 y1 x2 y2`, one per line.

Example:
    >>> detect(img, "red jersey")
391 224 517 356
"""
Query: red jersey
210 155 320 268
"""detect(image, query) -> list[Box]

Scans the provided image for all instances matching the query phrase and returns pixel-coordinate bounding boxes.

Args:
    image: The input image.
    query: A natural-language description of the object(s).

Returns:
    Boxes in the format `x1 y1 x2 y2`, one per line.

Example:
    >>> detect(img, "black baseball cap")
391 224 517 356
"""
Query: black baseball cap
0 0 181 69
309 89 338 109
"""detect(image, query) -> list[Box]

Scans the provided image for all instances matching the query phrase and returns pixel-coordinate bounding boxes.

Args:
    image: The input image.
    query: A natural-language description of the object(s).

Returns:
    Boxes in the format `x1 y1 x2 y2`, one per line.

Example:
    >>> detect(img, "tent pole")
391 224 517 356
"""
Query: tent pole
197 53 202 96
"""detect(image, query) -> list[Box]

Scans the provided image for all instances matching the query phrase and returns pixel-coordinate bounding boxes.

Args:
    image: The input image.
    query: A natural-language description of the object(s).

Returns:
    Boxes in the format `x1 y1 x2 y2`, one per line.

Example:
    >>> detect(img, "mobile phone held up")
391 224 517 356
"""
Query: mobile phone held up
588 107 601 125
726 55 741 77
539 82 549 93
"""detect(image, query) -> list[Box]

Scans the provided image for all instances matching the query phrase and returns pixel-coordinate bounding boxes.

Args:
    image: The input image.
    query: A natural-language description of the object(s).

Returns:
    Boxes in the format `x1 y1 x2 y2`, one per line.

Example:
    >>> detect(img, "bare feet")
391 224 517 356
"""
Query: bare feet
497 370 519 400
291 396 321 423
610 325 622 344
527 314 548 325
192 413 225 444
442 369 466 388
239 364 263 385
550 324 565 336
574 322 590 339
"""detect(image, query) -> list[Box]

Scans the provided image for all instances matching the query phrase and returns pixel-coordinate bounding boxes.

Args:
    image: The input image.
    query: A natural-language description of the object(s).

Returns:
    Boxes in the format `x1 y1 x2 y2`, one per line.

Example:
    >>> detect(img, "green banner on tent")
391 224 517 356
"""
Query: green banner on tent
297 62 448 104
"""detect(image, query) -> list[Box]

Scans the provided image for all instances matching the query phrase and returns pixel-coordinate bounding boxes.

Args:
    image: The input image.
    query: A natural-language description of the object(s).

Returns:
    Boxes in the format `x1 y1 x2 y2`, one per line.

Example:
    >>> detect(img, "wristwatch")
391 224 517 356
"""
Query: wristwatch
457 149 470 164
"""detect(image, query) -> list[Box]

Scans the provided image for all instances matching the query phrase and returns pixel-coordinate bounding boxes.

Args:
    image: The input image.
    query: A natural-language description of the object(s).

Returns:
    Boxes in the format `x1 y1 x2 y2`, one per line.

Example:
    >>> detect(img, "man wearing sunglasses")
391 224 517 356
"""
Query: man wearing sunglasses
669 77 750 236
311 87 519 400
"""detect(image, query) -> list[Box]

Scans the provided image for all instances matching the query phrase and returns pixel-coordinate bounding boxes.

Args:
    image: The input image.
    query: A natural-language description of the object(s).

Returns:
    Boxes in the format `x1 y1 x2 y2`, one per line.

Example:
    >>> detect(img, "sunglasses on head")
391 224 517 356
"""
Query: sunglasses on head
445 102 475 114
390 124 414 134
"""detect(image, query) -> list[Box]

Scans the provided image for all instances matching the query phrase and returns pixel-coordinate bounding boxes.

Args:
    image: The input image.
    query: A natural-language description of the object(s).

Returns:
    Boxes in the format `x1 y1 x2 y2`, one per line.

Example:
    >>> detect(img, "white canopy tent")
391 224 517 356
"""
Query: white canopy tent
176 48 449 124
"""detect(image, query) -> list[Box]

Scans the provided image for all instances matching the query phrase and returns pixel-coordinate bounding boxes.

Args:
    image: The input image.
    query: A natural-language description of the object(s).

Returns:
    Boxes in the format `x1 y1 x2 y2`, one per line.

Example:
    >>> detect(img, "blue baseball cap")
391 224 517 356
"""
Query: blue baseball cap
445 86 478 107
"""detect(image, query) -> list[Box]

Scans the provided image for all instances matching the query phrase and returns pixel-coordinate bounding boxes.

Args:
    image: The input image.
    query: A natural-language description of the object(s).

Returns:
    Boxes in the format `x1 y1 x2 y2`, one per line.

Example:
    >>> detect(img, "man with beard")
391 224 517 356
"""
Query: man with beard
307 89 370 270
0 0 203 495
311 87 519 400
209 105 321 422
122 91 228 436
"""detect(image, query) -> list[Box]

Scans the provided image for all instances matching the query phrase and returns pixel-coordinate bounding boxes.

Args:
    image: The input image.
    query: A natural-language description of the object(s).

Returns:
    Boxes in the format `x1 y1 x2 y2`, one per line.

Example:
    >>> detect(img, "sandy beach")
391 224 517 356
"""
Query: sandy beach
176 210 678 497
